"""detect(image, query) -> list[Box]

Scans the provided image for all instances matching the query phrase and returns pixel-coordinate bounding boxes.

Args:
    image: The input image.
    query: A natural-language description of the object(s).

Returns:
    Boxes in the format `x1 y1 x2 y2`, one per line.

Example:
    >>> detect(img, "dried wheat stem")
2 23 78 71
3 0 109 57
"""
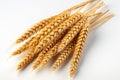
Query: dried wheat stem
70 24 89 77
11 37 34 56
90 13 114 30
66 0 94 13
85 0 101 12
58 15 88 52
52 39 76 71
39 41 61 68
90 9 109 24
16 17 53 43
36 13 84 55
86 1 105 14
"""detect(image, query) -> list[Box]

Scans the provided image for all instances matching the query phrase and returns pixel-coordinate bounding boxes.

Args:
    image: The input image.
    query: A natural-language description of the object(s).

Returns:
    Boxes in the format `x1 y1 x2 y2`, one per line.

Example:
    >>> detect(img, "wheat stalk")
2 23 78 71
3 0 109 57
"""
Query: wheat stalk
69 24 89 77
52 39 76 71
57 15 88 52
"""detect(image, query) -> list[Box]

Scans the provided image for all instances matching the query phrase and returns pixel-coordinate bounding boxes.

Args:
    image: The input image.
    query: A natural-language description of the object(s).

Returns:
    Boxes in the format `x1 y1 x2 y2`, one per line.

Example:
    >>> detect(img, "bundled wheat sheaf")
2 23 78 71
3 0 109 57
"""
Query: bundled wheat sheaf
10 0 114 79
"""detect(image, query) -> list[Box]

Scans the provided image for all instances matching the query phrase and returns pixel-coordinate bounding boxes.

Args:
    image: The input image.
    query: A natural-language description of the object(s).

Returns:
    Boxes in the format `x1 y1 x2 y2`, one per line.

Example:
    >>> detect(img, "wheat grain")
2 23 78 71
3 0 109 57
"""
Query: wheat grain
70 24 89 77
58 15 88 52
52 39 75 70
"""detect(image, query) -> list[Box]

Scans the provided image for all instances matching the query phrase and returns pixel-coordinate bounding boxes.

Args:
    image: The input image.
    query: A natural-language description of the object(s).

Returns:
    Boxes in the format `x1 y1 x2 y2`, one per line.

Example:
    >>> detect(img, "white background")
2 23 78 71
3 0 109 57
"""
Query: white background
0 0 120 80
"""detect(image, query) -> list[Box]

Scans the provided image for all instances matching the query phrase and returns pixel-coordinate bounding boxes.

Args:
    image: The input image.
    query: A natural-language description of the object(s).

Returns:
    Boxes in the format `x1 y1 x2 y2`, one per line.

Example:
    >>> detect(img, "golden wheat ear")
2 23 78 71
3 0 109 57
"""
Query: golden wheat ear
15 17 53 44
11 37 34 57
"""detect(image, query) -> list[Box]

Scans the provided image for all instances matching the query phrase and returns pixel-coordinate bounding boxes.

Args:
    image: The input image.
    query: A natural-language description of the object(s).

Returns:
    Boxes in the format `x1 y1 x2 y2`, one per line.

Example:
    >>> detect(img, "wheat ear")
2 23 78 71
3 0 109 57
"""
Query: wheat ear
58 15 88 52
70 24 89 77
17 46 39 70
52 39 76 71
36 13 84 55
11 37 34 56
16 17 53 43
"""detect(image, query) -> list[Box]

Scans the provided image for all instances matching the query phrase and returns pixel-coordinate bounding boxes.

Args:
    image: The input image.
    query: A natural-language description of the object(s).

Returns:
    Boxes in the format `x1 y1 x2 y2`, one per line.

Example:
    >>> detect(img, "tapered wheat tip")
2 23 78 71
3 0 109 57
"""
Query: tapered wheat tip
11 37 34 56
70 24 89 77
58 14 88 52
15 17 53 43
38 13 84 54
40 41 60 68
52 39 75 71
17 47 38 70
